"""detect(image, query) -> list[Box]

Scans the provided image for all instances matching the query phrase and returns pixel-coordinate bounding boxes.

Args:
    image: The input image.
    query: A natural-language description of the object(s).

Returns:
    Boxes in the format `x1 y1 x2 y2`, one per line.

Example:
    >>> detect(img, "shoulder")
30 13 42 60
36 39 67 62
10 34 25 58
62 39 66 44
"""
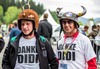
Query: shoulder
58 36 64 44
11 28 17 30
10 36 17 42
39 20 45 23
39 36 46 43
78 33 88 38
81 30 86 35
39 21 44 25
10 28 15 32
48 22 52 26
78 33 91 42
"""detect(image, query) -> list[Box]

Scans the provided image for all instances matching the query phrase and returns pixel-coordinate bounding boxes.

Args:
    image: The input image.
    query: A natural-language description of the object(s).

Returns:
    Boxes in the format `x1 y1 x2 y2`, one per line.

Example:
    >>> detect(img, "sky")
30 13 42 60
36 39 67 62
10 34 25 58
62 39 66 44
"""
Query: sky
34 0 100 18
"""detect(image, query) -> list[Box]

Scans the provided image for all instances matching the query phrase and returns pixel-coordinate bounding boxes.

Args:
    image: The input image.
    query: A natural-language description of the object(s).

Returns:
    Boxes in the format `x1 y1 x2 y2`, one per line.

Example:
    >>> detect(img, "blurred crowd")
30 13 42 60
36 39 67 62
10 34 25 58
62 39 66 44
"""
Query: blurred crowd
0 20 21 38
82 24 100 64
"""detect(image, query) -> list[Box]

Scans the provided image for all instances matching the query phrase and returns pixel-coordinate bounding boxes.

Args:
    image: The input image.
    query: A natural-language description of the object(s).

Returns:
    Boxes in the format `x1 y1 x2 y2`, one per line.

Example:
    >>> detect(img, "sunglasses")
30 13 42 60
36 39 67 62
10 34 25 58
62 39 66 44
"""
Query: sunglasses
61 20 74 25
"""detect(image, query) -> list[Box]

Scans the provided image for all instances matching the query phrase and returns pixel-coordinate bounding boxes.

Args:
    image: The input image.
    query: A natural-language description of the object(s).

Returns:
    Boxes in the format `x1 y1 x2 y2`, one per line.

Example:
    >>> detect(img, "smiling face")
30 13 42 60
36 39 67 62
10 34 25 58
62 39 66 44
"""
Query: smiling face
21 20 33 35
61 19 77 36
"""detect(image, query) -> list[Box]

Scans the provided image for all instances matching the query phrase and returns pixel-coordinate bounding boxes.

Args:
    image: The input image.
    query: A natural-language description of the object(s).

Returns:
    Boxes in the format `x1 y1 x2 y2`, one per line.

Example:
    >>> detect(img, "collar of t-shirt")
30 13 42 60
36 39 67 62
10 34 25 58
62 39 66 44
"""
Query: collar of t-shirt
63 32 79 43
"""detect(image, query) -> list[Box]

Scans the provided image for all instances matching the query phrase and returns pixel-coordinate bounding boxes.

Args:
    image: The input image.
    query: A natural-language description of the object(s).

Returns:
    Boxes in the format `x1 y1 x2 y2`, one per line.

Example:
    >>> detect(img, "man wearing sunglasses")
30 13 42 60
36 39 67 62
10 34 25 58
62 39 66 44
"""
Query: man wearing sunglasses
56 6 97 69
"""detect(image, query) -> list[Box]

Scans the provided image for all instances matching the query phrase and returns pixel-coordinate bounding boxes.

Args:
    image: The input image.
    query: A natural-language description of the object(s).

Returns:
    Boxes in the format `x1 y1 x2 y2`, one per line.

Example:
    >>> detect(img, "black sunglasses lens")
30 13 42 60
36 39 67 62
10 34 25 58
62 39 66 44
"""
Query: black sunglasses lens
62 20 73 24
68 20 72 24
62 21 66 24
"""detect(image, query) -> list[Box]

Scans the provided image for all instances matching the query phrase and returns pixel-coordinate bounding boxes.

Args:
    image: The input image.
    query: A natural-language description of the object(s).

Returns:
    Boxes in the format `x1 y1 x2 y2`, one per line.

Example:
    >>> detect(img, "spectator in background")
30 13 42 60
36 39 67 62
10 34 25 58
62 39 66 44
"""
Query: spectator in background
6 24 13 37
87 25 98 54
87 25 98 39
9 21 21 39
82 25 89 36
1 22 7 37
88 25 100 63
97 25 100 32
8 24 13 32
38 13 52 42
0 33 5 52
95 25 100 63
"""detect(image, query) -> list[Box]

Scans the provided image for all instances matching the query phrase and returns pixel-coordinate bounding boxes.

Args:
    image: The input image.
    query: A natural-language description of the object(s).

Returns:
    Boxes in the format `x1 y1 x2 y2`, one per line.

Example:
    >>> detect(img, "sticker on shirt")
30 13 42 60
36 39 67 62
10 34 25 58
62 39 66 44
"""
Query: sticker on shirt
60 63 67 69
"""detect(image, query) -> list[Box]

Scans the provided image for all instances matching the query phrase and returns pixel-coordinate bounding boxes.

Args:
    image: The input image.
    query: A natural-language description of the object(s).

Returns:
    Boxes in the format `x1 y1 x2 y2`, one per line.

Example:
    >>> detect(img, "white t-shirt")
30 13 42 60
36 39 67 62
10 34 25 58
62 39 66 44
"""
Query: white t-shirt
14 36 40 69
56 33 96 69
1 24 7 31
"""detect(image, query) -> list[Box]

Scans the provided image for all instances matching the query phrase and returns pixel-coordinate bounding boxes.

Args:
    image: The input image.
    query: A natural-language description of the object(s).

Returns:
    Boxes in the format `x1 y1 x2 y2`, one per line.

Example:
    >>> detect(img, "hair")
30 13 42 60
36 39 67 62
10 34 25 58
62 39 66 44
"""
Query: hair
92 25 97 31
14 22 18 27
84 25 89 29
43 13 48 19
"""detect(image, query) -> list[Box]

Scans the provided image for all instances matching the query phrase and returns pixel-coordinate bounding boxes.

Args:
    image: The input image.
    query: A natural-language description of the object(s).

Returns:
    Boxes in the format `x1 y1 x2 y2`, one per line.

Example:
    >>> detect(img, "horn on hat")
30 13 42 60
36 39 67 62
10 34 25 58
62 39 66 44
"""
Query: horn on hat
20 0 31 16
56 7 62 14
76 6 87 17
56 7 63 18
23 0 30 9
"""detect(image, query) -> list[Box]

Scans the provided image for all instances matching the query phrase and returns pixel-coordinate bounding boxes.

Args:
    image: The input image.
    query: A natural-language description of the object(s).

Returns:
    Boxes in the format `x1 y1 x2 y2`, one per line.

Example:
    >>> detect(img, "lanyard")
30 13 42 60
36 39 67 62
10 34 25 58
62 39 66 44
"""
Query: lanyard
63 33 79 57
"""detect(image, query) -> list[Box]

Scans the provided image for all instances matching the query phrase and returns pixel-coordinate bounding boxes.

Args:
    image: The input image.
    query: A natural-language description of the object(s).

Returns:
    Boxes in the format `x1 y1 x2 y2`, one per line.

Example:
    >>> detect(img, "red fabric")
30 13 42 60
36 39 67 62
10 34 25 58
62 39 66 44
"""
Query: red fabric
87 57 97 69
64 32 79 38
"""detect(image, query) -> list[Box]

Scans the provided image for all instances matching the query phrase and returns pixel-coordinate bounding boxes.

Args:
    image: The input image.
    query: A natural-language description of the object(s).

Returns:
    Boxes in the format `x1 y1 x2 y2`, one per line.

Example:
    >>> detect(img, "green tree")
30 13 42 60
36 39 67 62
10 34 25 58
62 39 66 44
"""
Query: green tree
0 0 45 17
0 6 3 16
0 0 16 14
0 5 3 24
50 11 59 23
29 0 45 15
36 3 45 15
78 21 83 26
3 6 21 25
